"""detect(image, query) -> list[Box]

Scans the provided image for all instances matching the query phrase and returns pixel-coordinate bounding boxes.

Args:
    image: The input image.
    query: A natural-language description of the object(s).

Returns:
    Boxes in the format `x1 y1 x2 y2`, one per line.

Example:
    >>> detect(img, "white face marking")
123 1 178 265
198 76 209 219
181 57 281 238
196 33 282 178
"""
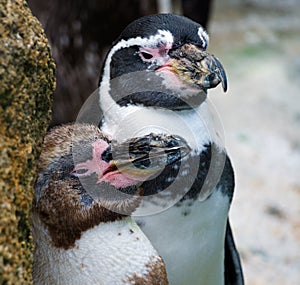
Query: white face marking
102 29 173 84
197 26 209 49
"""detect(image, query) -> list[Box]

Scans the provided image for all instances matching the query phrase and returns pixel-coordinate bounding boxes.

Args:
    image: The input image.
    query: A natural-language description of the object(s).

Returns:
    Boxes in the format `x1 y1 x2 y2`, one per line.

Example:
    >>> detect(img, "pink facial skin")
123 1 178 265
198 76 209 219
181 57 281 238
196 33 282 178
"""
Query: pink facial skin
72 139 140 189
139 42 199 91
156 60 199 92
156 61 188 89
138 41 171 63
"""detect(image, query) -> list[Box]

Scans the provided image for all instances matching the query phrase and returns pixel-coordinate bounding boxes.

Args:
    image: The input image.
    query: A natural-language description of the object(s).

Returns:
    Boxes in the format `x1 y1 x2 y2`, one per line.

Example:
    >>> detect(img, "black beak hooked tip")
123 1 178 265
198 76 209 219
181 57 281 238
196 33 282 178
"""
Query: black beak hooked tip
212 55 228 92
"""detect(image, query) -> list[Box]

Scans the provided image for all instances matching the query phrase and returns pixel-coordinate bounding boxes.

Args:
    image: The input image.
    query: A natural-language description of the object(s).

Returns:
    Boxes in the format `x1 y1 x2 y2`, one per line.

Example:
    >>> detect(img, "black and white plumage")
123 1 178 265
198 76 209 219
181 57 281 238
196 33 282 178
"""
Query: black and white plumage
32 124 191 284
79 13 244 285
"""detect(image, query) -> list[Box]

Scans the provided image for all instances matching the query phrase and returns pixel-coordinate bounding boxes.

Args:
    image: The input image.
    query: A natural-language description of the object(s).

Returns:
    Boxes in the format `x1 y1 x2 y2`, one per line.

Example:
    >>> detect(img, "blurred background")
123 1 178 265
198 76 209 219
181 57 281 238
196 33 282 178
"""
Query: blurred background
27 0 300 284
209 1 300 285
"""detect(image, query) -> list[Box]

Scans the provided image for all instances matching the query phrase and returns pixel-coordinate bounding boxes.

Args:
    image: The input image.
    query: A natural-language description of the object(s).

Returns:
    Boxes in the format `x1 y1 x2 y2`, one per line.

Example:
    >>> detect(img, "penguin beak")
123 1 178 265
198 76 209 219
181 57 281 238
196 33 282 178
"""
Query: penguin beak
108 134 191 181
163 43 227 92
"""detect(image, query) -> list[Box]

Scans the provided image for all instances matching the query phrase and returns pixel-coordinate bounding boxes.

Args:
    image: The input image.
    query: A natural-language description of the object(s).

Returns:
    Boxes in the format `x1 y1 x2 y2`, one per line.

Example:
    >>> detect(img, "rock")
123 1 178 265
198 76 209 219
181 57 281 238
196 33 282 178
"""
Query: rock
0 0 55 284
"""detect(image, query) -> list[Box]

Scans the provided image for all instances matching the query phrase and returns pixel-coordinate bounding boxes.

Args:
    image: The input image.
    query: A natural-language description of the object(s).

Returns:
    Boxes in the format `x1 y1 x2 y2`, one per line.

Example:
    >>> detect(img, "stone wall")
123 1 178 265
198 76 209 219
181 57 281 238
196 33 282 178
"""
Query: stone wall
0 0 55 283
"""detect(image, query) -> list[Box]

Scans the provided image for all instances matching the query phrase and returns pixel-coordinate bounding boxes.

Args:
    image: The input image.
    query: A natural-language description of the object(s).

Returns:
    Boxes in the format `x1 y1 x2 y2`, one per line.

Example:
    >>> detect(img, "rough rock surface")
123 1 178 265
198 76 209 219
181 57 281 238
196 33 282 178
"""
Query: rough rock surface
0 0 55 283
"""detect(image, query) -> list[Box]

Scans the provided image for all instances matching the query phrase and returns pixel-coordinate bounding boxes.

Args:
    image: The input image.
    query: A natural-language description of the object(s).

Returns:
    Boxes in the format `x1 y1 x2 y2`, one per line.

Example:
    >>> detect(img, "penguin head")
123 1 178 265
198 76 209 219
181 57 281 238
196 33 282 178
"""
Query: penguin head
33 124 190 249
100 14 227 110
35 124 190 207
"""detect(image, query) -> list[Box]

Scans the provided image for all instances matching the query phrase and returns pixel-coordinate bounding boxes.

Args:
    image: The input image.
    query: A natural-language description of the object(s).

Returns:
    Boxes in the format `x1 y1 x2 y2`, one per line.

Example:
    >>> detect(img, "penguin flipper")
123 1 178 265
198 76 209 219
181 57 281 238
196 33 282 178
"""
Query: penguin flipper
224 220 244 285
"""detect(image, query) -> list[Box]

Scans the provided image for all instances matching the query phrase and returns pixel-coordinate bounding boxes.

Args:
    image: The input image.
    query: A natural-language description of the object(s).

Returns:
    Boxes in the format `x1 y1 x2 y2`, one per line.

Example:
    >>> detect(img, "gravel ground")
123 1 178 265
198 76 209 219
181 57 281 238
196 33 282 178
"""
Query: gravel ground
207 1 300 284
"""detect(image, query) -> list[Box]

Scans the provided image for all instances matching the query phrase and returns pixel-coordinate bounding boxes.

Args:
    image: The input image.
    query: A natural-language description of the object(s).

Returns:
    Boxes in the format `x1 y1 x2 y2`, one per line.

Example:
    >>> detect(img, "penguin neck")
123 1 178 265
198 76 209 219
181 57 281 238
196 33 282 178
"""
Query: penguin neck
99 89 224 153
32 214 164 284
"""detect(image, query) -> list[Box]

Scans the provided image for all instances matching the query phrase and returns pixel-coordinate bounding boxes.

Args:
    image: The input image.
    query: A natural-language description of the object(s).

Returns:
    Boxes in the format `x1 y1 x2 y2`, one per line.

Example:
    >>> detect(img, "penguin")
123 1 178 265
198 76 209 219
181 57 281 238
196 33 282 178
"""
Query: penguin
78 14 244 285
32 123 190 285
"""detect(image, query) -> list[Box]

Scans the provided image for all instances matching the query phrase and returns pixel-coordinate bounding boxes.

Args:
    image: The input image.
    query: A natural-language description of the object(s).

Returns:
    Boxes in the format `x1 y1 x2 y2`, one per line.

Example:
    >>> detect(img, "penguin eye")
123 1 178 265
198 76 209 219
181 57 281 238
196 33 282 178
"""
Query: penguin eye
71 166 89 177
74 168 88 174
139 51 154 61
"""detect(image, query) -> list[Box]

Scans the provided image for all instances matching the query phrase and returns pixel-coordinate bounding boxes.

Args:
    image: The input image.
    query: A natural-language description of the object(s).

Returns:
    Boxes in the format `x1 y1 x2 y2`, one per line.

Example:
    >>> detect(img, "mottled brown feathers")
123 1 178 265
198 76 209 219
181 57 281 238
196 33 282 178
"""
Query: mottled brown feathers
34 123 140 249
33 178 127 249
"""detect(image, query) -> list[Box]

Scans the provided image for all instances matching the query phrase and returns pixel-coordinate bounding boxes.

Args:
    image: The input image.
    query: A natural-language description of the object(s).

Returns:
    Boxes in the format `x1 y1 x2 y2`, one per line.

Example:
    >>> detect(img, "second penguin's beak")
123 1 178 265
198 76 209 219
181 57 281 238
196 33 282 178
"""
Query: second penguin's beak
106 133 191 182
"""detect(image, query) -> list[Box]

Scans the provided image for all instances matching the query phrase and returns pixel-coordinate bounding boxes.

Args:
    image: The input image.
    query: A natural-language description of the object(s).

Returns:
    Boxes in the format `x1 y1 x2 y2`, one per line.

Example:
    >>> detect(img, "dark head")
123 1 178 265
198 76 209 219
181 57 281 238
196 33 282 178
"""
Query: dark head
99 14 227 110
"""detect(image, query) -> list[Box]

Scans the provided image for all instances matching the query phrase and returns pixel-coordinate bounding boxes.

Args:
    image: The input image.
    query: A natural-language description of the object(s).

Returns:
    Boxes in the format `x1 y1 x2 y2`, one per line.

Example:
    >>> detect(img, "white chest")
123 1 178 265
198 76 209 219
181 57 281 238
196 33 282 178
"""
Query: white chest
134 189 230 285
32 216 162 285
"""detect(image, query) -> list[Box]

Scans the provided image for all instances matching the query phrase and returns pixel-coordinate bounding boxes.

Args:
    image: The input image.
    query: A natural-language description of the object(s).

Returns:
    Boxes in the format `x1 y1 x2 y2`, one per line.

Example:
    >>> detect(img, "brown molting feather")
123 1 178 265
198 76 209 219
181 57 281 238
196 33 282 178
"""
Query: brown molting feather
125 256 169 285
33 176 141 249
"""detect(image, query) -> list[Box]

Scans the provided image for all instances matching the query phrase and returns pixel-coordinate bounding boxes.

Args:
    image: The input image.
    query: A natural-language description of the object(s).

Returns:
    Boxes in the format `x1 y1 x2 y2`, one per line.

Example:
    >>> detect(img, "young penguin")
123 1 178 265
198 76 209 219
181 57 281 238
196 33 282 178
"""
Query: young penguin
32 124 190 285
88 14 244 285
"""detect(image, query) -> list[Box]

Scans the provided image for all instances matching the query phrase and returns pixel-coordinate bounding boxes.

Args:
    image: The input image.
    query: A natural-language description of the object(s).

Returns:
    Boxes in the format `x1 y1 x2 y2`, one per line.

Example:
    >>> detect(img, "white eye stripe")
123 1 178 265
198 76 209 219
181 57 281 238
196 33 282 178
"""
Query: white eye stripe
102 30 174 82
197 26 209 49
